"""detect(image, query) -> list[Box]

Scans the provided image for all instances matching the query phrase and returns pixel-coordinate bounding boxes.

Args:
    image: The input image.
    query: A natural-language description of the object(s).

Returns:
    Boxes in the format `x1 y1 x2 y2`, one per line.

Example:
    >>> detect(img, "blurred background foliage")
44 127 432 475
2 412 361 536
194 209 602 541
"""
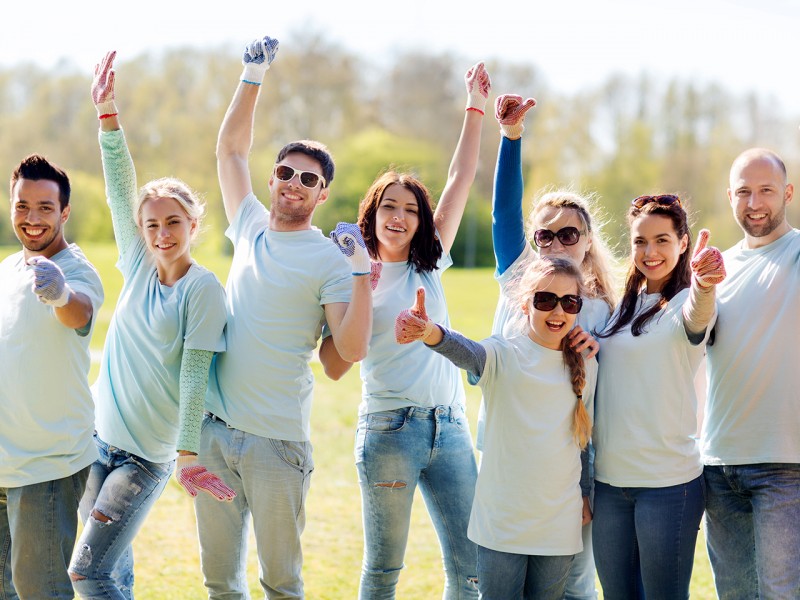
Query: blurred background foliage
1 31 798 265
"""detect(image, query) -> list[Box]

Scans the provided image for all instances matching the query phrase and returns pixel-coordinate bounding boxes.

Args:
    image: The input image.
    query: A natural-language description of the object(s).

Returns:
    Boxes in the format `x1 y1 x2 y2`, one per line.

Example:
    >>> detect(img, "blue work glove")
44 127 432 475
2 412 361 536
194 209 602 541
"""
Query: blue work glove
241 36 280 85
330 222 372 276
28 256 71 307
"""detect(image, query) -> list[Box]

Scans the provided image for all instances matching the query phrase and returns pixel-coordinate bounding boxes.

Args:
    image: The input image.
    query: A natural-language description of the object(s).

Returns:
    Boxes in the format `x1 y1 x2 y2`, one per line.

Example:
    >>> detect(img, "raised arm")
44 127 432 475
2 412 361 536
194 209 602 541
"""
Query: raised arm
493 94 536 275
92 51 139 256
682 228 726 338
433 62 491 253
217 36 279 223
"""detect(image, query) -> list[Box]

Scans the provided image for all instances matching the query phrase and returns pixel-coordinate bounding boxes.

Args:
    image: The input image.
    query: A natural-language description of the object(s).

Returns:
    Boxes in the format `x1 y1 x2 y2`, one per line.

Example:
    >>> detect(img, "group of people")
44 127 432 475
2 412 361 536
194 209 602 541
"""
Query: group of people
0 32 797 600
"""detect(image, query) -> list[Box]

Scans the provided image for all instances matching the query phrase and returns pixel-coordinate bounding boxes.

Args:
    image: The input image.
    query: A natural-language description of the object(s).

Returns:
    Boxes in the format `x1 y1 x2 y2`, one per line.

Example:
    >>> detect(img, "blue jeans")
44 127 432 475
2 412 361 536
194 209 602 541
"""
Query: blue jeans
564 514 597 599
0 467 89 600
704 463 800 600
355 405 478 599
592 476 705 600
476 545 573 600
195 414 314 599
68 435 174 600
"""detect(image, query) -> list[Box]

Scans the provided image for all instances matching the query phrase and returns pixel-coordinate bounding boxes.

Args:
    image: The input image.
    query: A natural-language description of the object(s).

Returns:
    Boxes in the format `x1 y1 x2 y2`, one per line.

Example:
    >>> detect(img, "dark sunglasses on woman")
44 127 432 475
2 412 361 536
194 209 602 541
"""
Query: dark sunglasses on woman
533 226 583 248
532 291 583 314
631 194 682 209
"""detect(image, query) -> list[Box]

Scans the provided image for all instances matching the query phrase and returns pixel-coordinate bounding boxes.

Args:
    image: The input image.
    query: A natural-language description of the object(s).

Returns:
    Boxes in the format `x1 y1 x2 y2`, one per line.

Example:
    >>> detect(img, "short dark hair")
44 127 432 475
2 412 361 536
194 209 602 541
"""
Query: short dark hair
275 140 335 188
357 171 442 273
10 154 71 210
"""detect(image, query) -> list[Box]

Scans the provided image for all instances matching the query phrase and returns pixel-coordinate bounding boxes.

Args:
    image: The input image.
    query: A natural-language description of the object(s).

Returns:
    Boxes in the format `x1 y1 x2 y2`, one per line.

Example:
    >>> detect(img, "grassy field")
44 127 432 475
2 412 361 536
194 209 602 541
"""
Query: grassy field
1 242 717 598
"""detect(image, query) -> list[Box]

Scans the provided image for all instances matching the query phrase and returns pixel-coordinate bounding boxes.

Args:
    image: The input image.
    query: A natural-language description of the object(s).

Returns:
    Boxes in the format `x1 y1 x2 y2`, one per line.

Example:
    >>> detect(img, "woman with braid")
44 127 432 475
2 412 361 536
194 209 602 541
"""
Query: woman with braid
592 195 725 598
396 254 597 600
68 52 234 597
484 93 619 599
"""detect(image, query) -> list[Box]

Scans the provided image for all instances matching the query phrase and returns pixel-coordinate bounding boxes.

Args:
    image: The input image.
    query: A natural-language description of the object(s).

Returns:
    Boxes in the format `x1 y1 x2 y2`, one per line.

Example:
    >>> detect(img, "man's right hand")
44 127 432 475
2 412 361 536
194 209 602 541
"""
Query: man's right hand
241 36 280 85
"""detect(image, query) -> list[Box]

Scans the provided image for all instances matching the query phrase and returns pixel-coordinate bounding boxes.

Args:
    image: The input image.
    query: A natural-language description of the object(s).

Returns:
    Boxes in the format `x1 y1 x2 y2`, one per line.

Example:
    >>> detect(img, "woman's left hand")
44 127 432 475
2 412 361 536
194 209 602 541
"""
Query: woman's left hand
569 325 599 359
582 496 593 526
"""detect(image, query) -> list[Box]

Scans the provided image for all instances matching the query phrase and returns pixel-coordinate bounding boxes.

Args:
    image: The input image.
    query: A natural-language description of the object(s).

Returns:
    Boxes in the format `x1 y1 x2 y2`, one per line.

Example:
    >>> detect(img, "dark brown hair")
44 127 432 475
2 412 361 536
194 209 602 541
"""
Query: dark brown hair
357 171 442 273
10 154 71 210
599 198 692 338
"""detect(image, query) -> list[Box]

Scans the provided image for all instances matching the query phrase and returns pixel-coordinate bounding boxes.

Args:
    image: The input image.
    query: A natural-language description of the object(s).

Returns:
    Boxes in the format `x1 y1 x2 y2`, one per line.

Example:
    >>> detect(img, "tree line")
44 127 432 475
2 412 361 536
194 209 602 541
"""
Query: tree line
1 31 798 265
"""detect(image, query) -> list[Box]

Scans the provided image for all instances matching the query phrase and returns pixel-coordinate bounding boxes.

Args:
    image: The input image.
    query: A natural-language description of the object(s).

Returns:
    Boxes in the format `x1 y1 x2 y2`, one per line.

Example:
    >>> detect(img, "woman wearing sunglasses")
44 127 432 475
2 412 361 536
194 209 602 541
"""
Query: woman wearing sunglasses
592 194 725 598
68 52 234 596
395 254 596 600
321 62 490 598
482 93 619 600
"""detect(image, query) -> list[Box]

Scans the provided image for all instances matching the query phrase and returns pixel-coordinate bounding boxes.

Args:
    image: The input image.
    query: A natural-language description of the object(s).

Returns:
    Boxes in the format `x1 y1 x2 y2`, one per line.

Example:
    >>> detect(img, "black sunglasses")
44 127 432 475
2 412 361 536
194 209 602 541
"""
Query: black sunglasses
273 164 326 189
532 291 583 315
631 194 681 209
533 226 583 248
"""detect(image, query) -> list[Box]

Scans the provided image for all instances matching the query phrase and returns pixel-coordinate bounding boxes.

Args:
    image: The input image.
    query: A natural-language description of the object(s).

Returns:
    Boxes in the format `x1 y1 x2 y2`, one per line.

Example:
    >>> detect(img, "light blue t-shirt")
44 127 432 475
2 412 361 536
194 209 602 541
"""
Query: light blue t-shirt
594 288 713 487
477 242 611 449
470 334 597 555
359 254 465 414
704 229 800 465
94 236 227 464
0 245 104 487
207 193 353 441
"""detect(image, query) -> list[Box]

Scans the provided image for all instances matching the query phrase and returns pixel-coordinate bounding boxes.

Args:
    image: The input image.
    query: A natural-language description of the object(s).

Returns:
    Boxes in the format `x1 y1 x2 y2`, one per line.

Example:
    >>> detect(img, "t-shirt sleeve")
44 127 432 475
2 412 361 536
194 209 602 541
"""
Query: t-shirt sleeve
225 193 269 244
183 273 227 353
62 255 105 336
320 250 353 306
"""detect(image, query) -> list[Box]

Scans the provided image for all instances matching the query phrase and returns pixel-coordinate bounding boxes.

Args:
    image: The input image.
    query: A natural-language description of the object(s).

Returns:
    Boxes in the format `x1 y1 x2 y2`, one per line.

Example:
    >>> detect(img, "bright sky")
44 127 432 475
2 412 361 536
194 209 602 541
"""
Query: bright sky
3 0 799 109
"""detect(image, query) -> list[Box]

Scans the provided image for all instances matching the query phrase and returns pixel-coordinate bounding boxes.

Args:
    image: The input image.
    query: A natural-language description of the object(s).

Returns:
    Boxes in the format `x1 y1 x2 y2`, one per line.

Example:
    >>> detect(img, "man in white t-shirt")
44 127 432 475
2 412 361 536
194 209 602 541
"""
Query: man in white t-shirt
703 147 800 599
195 36 372 598
0 154 103 598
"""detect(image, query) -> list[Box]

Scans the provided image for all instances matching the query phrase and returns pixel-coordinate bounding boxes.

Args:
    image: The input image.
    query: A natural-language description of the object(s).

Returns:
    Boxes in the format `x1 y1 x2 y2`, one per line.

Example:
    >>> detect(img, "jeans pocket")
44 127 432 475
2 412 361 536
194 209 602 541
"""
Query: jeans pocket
129 455 173 484
365 409 408 433
271 439 314 474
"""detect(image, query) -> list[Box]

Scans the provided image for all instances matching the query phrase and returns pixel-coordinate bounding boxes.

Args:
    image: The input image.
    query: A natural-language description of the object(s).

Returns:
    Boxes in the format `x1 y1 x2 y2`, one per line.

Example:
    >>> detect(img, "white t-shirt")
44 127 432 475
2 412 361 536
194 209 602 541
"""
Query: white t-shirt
95 236 226 464
470 334 597 555
594 288 714 487
359 254 465 414
0 245 103 486
206 193 353 441
704 229 800 465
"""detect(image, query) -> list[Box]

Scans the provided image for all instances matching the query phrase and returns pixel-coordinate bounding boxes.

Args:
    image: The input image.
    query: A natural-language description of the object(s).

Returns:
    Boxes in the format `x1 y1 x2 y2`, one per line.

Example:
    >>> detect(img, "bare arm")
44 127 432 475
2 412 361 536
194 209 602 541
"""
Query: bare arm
433 62 490 253
217 82 258 223
318 336 355 381
323 274 373 363
54 291 94 330
217 36 279 223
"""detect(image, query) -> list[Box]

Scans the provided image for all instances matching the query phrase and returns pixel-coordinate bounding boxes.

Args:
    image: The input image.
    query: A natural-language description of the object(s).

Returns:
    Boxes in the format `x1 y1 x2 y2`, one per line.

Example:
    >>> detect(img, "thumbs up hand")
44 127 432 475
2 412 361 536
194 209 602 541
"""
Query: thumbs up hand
395 287 437 344
690 229 726 288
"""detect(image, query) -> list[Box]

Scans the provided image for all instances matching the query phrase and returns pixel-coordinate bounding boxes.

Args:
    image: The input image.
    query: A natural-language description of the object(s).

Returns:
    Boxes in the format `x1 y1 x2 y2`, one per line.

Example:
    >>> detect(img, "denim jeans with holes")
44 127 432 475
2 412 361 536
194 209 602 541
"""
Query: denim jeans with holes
0 466 89 600
68 434 174 600
355 405 479 600
704 463 800 600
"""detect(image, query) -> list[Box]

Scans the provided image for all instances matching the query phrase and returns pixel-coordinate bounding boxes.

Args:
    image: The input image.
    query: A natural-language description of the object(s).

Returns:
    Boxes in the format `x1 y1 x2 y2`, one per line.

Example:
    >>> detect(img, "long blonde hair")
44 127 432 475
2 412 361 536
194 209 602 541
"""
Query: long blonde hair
527 189 619 311
507 255 592 449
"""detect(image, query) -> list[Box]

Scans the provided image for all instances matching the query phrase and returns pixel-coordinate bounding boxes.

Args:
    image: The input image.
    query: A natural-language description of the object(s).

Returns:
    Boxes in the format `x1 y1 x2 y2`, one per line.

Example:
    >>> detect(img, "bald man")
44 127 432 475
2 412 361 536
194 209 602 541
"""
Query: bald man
703 148 800 599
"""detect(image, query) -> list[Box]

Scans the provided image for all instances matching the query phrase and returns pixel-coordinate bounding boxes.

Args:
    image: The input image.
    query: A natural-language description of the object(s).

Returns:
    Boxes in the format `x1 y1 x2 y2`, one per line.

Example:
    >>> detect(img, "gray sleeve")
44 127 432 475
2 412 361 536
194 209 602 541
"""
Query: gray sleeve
427 326 487 380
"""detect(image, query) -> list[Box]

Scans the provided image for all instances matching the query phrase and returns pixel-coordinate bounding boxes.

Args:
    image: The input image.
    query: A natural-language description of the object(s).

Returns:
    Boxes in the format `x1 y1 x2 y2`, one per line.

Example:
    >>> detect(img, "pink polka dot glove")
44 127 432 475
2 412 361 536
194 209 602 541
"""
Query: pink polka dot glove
465 62 491 115
691 229 726 288
92 51 117 118
395 287 436 344
495 94 536 140
177 454 236 502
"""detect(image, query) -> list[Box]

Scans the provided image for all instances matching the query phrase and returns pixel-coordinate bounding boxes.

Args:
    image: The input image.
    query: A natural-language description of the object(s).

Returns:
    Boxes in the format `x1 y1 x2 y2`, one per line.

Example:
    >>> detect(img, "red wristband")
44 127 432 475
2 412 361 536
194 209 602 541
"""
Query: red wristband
466 107 485 116
99 113 118 120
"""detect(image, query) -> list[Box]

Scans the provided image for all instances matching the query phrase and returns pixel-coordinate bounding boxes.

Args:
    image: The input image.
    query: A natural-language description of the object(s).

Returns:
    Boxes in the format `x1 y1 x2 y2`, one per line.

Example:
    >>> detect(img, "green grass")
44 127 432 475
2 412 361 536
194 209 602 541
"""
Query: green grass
0 243 717 598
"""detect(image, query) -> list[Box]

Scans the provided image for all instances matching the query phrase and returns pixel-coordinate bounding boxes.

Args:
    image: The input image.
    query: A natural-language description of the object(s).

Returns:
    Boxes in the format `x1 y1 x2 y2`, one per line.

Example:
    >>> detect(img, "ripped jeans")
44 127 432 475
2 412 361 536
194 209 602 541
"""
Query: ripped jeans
68 434 174 600
355 405 479 599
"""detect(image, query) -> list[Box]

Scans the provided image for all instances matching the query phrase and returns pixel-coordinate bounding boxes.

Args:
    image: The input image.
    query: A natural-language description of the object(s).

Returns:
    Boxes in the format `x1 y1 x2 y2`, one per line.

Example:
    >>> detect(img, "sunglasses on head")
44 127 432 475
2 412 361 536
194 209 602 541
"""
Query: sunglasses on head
532 291 583 314
273 164 326 189
631 194 681 209
533 226 583 248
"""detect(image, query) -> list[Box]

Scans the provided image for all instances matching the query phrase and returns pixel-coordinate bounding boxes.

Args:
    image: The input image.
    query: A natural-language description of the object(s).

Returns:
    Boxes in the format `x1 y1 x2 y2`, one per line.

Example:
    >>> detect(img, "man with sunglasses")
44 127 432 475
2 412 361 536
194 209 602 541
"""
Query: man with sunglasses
196 35 372 598
702 148 800 599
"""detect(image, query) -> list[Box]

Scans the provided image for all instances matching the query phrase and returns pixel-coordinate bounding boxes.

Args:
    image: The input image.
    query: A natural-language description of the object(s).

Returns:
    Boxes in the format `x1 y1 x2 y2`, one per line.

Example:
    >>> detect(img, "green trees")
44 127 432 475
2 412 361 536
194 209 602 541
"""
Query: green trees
1 35 797 263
